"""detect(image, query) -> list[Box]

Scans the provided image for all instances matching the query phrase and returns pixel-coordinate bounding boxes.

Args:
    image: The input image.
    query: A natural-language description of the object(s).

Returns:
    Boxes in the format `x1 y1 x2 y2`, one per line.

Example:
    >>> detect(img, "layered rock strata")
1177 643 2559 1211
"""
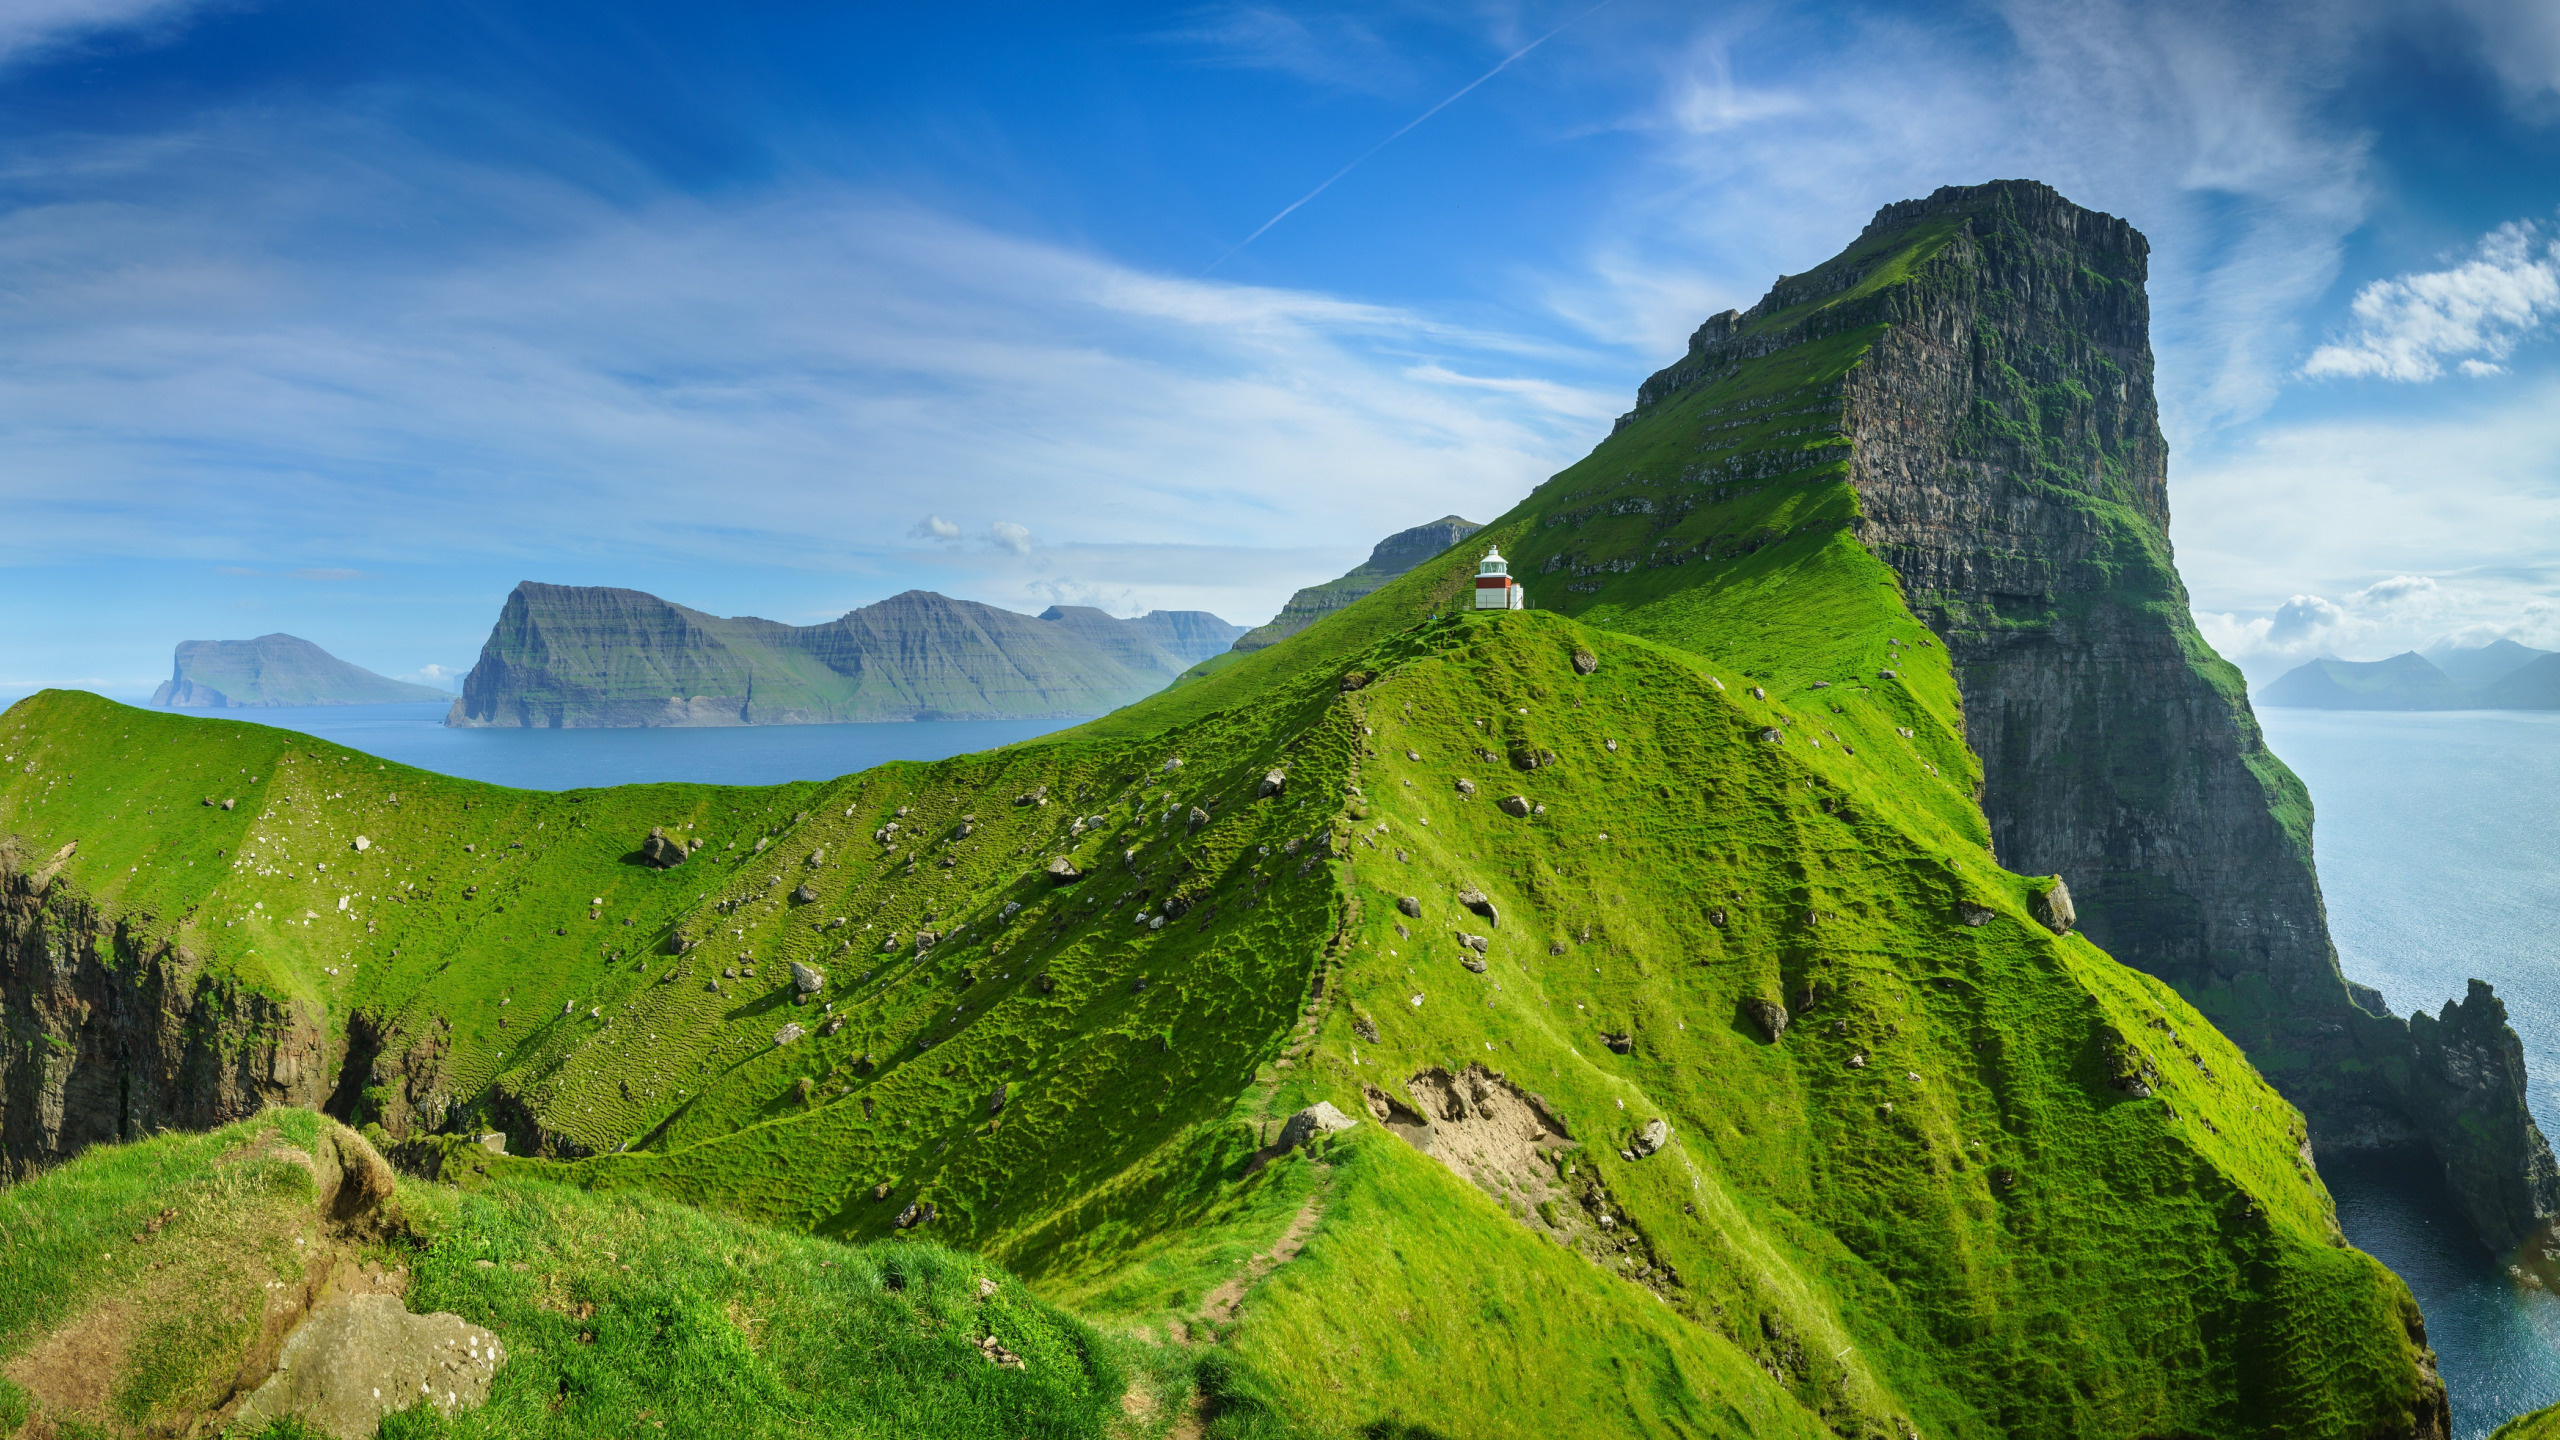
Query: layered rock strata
1 848 329 1176
1622 179 2556 1251
450 583 1243 727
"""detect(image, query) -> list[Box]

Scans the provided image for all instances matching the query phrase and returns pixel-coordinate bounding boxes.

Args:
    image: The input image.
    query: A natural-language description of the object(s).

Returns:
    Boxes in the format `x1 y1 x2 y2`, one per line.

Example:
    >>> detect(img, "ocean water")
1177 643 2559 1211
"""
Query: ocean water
2259 707 2560 1436
202 702 1077 790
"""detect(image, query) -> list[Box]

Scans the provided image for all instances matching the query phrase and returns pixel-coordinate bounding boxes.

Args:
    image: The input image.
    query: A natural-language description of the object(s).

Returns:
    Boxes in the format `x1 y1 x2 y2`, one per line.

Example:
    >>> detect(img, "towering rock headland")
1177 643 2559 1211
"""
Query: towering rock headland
1229 515 1482 652
449 583 1241 727
1603 178 2555 1249
152 634 448 708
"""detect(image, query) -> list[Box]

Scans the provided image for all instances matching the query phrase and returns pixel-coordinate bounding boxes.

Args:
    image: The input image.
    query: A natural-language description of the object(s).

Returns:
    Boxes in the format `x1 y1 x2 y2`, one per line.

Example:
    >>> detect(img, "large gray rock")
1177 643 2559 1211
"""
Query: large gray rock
1278 1101 1359 1152
640 827 687 868
2035 877 2076 935
790 960 826 995
230 1294 504 1439
1630 1118 1670 1158
1045 856 1082 884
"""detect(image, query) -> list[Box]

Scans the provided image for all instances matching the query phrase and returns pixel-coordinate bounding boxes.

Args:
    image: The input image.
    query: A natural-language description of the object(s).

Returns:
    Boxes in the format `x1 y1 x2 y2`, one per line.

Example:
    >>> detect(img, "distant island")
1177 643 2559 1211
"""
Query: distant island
446 583 1243 727
151 634 449 708
2260 637 2560 710
1230 514 1482 652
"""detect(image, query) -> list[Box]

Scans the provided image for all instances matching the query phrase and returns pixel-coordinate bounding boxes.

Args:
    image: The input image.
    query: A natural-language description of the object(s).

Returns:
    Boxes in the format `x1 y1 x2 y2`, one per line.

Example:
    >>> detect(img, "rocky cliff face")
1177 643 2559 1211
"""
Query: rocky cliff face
1601 179 2555 1254
1231 515 1482 652
449 584 1242 728
1 845 329 1177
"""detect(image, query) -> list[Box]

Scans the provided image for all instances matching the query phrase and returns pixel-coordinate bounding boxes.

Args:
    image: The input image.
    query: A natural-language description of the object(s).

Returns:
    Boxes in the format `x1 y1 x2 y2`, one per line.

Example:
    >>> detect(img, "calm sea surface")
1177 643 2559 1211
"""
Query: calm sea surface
205 702 1077 790
2259 707 2560 1437
142 700 2560 1429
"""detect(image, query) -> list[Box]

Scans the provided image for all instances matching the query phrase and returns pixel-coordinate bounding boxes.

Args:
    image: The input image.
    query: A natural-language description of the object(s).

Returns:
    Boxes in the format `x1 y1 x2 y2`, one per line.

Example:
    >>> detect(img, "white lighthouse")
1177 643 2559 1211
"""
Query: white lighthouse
1473 546 1527 611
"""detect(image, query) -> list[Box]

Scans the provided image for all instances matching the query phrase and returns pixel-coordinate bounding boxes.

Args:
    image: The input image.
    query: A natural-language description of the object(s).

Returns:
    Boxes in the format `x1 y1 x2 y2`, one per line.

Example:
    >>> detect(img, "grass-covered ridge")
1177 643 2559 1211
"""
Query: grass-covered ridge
0 189 2454 1436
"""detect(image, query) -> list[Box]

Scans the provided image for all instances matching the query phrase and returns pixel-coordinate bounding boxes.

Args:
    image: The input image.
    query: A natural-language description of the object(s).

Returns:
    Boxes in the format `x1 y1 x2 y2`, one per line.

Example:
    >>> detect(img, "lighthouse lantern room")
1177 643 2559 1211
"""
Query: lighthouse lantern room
1473 546 1527 611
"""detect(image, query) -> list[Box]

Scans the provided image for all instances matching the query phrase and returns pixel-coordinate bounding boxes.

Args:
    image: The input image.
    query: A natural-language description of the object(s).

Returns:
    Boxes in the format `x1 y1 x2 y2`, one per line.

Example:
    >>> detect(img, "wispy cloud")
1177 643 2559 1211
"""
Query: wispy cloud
2304 219 2560 381
0 110 1614 625
0 0 199 67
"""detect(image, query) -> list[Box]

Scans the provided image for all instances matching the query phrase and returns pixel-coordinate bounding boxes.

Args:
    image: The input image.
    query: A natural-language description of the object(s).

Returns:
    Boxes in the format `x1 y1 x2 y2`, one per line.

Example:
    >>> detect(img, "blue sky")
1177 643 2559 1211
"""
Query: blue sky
5 0 2560 698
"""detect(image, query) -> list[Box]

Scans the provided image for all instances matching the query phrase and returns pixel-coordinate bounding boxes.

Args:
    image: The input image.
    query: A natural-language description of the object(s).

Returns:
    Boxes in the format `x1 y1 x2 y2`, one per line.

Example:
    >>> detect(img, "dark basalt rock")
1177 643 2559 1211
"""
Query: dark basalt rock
640 827 687 868
1623 177 2554 1255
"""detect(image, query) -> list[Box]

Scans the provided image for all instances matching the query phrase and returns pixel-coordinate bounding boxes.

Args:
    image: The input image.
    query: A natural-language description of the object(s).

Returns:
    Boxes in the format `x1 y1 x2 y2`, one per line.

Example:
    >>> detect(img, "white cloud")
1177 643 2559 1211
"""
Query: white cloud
2304 220 2560 381
0 111 1615 630
910 515 962 542
0 0 198 66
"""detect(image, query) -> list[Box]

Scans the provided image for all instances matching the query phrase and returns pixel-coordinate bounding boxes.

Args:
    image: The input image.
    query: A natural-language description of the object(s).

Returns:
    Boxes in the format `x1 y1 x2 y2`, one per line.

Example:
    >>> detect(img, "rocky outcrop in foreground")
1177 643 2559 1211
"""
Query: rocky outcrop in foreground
0 842 329 1176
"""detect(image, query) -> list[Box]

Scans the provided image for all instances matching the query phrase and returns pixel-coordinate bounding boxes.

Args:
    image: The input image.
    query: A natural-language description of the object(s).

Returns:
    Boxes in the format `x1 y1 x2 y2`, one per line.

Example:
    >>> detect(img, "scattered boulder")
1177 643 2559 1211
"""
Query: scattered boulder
896 1201 935 1229
1958 905 1995 927
1742 997 1789 1042
1878 669 1899 680
1809 680 1831 690
988 1082 1008 1115
351 835 371 852
222 797 237 810
1036 974 1056 995
1630 1118 1670 1158
1352 1013 1380 1043
1454 777 1477 797
2035 878 2077 935
1461 955 1487 974
1497 795 1532 818
1014 786 1047 807
792 1077 814 1103
1259 768 1287 797
1045 856 1082 884
1187 806 1210 834
1162 757 1184 773
1572 650 1599 675
320 1122 397 1231
1339 672 1373 692
229 1294 505 1440
1707 907 1728 928
791 884 818 904
640 828 687 868
1456 887 1499 927
1457 932 1489 954
1396 896 1423 919
873 1182 893 1201
791 960 826 994
1759 728 1784 744
773 1022 806 1047
1600 1031 1634 1056
1277 1100 1359 1152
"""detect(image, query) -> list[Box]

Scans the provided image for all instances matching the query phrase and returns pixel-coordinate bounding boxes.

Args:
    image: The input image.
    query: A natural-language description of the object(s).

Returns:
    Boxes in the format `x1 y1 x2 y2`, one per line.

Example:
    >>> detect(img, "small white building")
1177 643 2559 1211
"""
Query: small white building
1473 546 1527 611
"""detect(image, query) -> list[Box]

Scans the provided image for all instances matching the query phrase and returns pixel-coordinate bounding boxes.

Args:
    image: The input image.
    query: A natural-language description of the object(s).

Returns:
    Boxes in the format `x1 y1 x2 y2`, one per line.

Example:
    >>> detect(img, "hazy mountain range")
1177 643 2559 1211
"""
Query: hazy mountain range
150 634 448 708
2259 638 2560 709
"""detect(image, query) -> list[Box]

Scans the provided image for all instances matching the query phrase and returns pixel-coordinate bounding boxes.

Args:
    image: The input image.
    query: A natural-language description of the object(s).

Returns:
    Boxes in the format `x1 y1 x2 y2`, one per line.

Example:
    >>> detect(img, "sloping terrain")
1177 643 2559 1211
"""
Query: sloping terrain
449 583 1241 727
0 179 2487 1438
0 1109 1146 1439
1228 515 1482 654
153 636 448 709
2260 654 2484 710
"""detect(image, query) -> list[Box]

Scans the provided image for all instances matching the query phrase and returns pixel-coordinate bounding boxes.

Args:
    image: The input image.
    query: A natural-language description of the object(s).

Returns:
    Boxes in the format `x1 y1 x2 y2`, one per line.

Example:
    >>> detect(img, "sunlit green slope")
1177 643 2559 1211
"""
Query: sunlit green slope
0 201 2448 1437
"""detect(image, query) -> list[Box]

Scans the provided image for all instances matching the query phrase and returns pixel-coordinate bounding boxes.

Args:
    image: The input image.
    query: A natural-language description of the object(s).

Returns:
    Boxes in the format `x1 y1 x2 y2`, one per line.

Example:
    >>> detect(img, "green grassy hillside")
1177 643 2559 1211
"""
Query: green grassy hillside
0 192 2453 1437
0 1109 1145 1439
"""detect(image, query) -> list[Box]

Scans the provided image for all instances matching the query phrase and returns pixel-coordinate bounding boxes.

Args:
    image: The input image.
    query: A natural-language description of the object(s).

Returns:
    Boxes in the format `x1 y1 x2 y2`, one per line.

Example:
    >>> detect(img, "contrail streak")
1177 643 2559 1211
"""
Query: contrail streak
1206 0 1614 272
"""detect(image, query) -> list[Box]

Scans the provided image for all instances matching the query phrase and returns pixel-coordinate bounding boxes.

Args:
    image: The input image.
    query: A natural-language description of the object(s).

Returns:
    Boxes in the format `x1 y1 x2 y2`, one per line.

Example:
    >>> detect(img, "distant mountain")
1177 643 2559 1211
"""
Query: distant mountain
447 583 1242 727
2478 653 2560 709
2257 652 2469 710
2260 639 2560 711
1230 515 1482 653
2425 637 2555 689
151 634 448 708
